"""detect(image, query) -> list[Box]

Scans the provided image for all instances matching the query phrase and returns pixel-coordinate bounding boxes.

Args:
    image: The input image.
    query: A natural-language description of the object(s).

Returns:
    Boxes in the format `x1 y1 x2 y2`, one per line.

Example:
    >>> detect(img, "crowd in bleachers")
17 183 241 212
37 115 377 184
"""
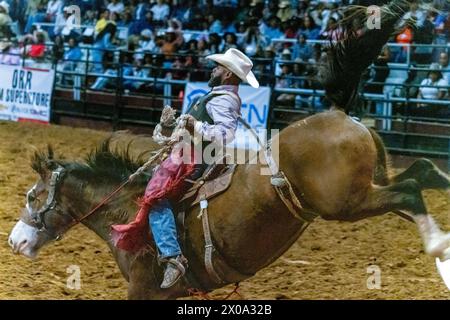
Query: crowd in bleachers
0 0 447 116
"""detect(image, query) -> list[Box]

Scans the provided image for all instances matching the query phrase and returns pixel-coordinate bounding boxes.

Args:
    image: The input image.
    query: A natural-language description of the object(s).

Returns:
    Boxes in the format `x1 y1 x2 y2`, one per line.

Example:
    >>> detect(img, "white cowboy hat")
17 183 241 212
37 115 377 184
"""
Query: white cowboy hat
206 48 259 88
0 1 9 14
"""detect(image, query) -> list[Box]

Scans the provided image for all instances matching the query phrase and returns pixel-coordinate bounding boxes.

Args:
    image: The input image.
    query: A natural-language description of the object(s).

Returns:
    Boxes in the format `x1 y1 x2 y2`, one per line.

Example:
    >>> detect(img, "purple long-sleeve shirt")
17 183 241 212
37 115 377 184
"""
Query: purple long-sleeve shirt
193 85 241 146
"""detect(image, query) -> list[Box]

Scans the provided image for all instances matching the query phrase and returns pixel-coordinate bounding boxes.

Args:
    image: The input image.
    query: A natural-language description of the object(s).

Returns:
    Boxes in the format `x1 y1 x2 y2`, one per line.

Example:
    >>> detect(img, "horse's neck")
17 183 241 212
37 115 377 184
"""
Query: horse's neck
75 184 142 242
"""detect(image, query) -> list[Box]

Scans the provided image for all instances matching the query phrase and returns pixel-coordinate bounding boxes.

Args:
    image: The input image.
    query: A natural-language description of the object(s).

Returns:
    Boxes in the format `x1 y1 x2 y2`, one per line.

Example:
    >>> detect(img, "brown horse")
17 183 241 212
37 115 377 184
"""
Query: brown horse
8 0 450 299
8 109 450 299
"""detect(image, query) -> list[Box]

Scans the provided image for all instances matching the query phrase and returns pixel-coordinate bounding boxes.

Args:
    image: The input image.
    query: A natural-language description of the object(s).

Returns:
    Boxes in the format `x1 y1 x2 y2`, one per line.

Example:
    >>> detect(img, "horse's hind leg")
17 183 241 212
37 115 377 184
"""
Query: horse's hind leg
350 179 450 260
391 158 449 190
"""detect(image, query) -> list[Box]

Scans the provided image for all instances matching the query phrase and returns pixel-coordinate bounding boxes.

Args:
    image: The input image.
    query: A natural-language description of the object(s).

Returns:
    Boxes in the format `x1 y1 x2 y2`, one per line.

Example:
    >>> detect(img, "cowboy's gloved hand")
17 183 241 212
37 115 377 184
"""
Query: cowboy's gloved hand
184 115 197 135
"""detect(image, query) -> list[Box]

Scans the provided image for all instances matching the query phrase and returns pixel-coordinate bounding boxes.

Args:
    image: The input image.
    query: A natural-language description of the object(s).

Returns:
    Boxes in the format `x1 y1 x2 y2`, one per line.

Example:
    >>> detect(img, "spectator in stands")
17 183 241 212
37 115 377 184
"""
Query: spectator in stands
134 28 155 60
8 0 26 35
276 62 295 105
53 7 74 39
52 34 64 63
277 1 294 23
109 11 121 25
46 0 63 22
412 11 435 64
197 38 211 67
208 32 222 54
95 9 111 34
431 9 448 61
438 52 450 85
90 52 131 91
319 16 342 40
161 28 179 61
133 0 149 21
283 17 300 40
140 28 155 51
401 0 426 27
92 22 117 72
151 0 170 25
0 1 12 39
84 10 97 26
222 32 239 52
129 11 154 36
0 40 20 65
107 0 125 15
295 0 311 18
59 37 82 85
311 2 341 35
364 45 391 115
123 59 147 91
239 24 267 57
394 26 413 63
118 9 133 30
275 47 292 76
417 63 448 106
299 14 321 41
170 0 189 24
310 43 324 64
259 15 283 44
262 0 276 21
292 33 313 62
167 18 184 48
25 0 41 22
24 0 47 34
207 12 222 34
25 29 46 56
236 0 251 22
170 55 189 80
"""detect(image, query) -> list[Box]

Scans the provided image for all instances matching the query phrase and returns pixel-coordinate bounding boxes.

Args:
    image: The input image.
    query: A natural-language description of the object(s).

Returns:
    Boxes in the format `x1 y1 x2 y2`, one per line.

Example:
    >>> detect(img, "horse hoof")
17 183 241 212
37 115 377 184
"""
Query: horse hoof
436 257 450 291
426 234 450 258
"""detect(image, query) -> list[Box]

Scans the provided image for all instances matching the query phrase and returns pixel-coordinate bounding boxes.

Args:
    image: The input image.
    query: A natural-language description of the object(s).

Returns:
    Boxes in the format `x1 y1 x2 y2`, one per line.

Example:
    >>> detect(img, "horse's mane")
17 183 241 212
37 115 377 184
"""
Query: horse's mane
31 137 151 186
318 0 412 113
82 137 147 183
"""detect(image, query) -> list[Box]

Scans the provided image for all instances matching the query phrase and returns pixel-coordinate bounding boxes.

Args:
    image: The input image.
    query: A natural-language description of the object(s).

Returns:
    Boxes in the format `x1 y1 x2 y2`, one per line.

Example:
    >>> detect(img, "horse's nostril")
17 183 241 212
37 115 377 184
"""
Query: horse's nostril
8 237 13 247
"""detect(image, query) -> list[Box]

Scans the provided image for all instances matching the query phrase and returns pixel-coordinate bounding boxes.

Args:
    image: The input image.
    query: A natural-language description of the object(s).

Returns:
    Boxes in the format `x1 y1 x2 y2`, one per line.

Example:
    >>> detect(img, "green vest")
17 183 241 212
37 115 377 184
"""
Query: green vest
186 92 225 156
186 92 218 124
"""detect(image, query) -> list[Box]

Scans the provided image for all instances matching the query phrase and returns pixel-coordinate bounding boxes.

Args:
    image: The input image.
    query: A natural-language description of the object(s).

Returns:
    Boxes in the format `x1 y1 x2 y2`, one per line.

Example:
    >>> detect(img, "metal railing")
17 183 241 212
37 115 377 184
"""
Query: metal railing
18 41 448 159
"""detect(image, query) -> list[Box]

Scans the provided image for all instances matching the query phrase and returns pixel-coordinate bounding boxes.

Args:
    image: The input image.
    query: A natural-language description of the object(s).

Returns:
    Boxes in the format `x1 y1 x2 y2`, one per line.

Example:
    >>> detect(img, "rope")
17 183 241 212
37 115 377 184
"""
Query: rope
187 282 242 300
71 106 189 226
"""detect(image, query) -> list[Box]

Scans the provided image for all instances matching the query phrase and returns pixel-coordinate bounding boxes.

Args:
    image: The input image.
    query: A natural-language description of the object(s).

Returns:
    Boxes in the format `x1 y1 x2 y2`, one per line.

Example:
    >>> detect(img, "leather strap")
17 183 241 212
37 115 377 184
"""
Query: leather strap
273 171 317 224
199 197 225 285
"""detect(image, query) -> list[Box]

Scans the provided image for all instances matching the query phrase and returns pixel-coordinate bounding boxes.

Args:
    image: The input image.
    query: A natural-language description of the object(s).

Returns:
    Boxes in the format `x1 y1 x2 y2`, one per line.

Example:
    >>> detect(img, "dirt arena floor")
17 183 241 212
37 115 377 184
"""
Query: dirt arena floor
0 120 449 300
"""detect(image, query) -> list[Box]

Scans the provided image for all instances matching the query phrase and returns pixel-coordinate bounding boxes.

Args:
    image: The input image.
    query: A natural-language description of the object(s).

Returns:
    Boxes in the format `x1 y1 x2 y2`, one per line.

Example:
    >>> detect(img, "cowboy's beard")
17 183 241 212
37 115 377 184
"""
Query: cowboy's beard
208 74 222 87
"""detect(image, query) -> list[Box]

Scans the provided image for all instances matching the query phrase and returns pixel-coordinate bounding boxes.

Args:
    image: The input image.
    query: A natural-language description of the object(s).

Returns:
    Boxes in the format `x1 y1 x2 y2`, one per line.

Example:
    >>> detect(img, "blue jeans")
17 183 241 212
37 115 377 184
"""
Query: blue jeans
149 199 181 259
148 164 206 259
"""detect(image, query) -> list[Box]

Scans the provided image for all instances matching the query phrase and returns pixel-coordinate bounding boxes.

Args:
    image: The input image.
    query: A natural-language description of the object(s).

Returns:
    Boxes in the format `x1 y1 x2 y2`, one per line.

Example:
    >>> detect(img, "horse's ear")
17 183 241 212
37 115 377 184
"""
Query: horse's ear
47 145 54 160
30 145 58 178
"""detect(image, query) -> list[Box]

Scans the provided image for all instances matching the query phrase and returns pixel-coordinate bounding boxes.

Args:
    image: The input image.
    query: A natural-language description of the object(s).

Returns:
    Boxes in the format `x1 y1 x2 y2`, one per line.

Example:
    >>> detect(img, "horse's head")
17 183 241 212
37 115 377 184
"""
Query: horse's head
8 147 77 259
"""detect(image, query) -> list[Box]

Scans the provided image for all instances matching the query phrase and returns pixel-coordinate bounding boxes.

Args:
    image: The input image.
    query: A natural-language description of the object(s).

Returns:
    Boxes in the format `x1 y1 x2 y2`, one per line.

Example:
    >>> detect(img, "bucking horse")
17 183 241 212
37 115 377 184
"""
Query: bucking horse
8 0 450 299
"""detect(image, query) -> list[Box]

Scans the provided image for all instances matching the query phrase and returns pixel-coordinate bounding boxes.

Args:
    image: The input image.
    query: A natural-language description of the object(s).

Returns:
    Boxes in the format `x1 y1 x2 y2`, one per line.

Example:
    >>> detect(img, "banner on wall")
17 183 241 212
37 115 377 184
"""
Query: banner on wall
182 82 271 150
0 65 55 123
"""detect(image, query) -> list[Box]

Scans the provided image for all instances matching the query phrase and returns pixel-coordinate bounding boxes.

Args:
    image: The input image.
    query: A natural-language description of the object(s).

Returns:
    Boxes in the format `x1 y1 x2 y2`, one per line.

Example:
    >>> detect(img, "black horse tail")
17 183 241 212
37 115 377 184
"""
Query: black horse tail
318 0 412 113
